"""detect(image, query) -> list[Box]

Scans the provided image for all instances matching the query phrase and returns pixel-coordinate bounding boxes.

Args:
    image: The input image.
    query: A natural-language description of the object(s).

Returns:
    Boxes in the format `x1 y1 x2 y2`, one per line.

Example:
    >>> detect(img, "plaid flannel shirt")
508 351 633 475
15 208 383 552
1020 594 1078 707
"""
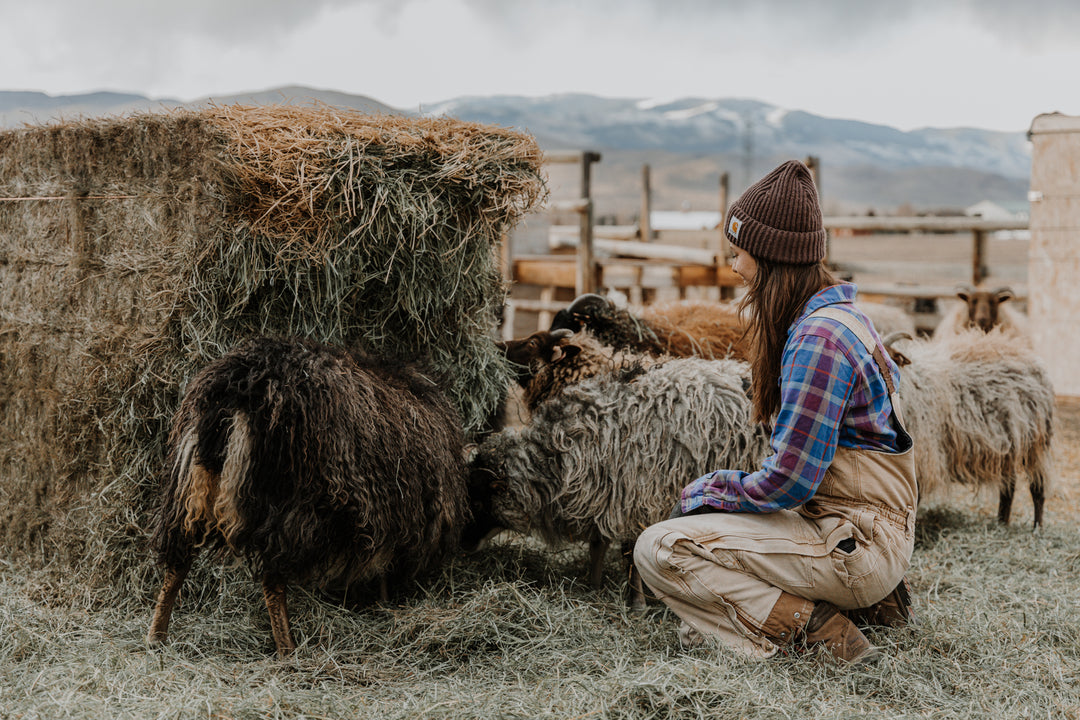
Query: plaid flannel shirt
680 283 902 514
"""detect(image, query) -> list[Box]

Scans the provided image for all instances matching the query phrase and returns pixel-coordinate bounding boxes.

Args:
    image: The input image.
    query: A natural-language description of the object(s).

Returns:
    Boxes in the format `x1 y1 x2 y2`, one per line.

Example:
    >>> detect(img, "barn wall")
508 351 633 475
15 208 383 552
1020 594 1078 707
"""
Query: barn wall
1028 113 1080 398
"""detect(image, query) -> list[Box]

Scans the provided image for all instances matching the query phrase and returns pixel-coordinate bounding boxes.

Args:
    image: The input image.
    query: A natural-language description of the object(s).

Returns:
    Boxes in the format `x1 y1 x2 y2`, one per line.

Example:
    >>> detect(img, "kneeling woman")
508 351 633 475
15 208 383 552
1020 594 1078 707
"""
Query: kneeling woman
634 160 917 664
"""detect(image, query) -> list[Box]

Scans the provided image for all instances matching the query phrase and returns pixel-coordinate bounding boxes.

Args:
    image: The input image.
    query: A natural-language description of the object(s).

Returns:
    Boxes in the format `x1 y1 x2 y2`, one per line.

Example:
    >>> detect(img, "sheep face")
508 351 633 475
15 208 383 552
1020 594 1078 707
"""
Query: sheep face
461 435 537 550
497 329 580 389
461 457 504 551
957 287 1013 333
551 293 663 355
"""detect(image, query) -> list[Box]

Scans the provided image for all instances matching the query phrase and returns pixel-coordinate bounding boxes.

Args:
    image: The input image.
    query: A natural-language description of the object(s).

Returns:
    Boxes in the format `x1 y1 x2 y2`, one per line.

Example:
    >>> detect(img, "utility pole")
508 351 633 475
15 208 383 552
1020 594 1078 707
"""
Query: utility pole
742 115 754 191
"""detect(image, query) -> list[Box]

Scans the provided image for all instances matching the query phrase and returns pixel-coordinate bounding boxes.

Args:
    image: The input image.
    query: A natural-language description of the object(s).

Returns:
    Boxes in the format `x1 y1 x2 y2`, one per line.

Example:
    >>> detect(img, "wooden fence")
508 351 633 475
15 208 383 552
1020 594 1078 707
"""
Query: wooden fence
502 153 1030 338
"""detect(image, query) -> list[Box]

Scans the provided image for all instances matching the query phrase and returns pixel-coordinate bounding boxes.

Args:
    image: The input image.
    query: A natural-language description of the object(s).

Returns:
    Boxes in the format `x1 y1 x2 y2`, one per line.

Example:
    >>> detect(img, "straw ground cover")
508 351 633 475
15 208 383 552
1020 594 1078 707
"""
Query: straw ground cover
0 400 1076 719
0 106 544 598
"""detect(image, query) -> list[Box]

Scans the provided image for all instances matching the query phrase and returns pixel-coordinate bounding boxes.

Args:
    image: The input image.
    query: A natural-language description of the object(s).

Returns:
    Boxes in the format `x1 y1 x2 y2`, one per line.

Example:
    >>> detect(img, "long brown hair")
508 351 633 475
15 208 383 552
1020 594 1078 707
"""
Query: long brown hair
739 258 839 423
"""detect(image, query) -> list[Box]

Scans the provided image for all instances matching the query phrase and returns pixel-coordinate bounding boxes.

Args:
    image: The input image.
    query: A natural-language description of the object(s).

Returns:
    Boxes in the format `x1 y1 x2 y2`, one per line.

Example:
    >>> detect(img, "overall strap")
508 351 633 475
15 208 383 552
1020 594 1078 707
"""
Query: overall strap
808 305 906 426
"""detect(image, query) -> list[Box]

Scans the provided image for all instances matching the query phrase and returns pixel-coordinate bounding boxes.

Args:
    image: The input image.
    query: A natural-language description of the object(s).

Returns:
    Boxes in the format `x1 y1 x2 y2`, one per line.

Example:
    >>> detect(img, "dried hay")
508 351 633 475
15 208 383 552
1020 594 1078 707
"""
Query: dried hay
0 104 546 598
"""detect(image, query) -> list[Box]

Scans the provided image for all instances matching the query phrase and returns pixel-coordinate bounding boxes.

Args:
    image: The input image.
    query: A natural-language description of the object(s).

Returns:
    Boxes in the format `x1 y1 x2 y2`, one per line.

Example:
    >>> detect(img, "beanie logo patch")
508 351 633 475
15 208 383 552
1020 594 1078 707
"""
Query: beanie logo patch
728 216 742 240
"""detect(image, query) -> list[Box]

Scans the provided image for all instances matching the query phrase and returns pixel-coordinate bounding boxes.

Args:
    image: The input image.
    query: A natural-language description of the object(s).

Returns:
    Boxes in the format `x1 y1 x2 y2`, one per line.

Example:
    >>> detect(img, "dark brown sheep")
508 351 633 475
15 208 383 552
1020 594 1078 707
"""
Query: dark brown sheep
550 293 749 360
146 336 469 656
499 328 653 412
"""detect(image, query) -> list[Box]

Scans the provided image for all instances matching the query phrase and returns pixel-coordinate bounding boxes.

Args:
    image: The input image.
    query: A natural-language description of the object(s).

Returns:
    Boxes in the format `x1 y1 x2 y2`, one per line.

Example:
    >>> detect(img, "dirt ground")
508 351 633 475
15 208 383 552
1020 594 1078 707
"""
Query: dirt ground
1051 397 1080 519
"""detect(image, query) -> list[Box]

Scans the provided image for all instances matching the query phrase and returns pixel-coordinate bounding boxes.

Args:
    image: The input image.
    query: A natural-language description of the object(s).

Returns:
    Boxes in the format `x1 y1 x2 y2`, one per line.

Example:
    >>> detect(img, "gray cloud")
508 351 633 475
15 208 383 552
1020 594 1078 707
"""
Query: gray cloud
452 0 1079 49
963 0 1080 49
19 0 365 43
24 0 1072 54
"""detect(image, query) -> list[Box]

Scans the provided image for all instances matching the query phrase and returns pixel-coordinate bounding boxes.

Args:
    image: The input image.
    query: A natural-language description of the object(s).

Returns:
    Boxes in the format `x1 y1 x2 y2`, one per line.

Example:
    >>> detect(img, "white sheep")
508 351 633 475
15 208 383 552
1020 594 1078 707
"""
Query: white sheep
933 286 1028 341
887 328 1054 528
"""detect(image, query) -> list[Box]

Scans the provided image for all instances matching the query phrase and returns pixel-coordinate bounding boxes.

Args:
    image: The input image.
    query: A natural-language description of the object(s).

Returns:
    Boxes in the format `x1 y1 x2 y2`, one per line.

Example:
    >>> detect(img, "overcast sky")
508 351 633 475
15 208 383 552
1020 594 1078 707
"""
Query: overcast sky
2 0 1077 132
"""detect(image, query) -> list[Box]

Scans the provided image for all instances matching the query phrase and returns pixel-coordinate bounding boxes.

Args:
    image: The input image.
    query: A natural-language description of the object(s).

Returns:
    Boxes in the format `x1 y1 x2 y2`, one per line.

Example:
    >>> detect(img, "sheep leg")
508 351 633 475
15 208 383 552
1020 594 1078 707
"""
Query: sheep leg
378 574 390 604
147 559 193 647
623 540 647 612
997 477 1016 525
588 539 609 590
1030 477 1046 530
262 577 297 657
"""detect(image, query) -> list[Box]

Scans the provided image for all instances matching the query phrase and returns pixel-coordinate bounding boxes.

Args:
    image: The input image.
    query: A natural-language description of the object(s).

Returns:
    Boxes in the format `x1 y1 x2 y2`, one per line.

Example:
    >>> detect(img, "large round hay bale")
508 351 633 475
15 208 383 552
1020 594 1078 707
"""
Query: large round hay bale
0 105 546 597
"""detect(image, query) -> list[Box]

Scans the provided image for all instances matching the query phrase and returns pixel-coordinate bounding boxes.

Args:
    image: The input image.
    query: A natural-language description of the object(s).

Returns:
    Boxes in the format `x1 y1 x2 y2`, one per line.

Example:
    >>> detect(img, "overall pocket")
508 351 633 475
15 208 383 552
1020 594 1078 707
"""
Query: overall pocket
830 522 906 607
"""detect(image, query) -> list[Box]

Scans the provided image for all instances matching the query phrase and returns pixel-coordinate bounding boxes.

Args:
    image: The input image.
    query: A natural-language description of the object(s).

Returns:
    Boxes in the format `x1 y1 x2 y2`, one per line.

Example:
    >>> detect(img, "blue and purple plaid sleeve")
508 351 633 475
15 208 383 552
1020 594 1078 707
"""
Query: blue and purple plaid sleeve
680 331 856 514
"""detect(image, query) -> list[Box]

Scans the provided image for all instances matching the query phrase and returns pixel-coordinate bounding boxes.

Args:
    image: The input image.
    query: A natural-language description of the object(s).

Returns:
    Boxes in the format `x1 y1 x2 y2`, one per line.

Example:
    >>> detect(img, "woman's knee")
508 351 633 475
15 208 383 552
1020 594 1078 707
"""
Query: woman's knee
633 522 667 574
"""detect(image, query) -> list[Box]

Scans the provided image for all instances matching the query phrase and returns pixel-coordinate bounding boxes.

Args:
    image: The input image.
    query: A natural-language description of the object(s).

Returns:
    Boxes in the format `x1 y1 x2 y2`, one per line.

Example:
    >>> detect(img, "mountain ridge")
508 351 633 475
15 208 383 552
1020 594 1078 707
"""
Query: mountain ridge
0 87 1030 213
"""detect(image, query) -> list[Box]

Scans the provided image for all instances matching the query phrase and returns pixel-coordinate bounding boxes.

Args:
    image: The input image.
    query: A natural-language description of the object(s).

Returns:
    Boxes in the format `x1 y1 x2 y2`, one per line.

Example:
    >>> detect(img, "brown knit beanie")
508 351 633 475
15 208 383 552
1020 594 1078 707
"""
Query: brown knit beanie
724 160 825 264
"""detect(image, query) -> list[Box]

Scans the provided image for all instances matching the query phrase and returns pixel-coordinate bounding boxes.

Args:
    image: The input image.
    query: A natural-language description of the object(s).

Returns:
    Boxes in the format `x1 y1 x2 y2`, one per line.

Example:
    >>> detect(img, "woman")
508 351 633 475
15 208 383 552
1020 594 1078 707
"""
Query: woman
634 160 917 664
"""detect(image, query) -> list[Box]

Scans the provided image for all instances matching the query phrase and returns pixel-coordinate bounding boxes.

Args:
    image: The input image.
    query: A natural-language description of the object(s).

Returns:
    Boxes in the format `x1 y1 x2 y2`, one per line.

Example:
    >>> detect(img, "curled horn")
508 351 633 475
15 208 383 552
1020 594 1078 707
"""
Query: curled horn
566 293 610 312
882 331 913 348
881 331 913 367
550 328 573 339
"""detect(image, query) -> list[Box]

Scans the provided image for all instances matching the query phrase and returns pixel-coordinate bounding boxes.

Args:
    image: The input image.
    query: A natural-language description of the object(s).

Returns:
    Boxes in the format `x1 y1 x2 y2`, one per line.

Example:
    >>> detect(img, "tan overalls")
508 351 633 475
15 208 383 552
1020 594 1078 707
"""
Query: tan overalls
634 307 918 658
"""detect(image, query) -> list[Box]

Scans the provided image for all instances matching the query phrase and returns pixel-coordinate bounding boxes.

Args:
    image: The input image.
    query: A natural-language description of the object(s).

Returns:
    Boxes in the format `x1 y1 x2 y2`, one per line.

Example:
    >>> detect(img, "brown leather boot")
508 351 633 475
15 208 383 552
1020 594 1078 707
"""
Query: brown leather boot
846 578 916 629
760 591 814 647
804 602 882 665
761 592 879 664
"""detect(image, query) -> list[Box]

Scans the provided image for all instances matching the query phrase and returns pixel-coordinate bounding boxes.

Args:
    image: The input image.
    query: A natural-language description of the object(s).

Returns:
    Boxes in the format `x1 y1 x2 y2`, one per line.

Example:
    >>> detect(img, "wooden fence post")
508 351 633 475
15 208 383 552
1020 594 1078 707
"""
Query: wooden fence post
640 164 652 243
972 228 986 286
576 152 601 295
717 171 734 300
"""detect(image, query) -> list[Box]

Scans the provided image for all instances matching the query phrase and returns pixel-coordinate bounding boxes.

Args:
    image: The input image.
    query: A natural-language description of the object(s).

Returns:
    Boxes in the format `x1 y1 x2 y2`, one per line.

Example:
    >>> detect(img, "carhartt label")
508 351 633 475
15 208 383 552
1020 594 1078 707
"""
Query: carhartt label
728 216 742 239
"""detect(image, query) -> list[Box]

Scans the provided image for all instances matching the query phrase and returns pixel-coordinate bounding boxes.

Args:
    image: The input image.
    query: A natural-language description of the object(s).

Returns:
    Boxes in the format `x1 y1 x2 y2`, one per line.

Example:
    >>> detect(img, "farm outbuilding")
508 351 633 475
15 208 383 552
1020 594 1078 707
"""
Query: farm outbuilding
0 105 545 594
1028 113 1080 398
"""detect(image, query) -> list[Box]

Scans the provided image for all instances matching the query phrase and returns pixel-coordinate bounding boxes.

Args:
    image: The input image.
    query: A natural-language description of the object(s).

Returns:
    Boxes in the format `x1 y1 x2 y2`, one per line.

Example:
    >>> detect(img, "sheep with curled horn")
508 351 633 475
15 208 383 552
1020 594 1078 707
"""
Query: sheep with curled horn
499 327 662 412
933 284 1029 340
550 293 750 360
552 292 914 362
468 329 769 610
147 336 470 657
883 329 1054 528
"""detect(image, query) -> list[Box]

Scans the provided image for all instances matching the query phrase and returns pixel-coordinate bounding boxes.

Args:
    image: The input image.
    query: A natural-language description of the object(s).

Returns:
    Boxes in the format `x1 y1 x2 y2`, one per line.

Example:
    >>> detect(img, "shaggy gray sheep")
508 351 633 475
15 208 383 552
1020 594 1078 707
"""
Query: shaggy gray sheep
147 336 470 656
887 329 1054 528
465 352 770 609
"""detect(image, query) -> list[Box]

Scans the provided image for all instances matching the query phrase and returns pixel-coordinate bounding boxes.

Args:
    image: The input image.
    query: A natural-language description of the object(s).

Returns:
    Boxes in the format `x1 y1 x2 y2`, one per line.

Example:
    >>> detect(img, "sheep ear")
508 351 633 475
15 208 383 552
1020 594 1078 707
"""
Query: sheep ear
889 349 912 367
550 344 581 364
